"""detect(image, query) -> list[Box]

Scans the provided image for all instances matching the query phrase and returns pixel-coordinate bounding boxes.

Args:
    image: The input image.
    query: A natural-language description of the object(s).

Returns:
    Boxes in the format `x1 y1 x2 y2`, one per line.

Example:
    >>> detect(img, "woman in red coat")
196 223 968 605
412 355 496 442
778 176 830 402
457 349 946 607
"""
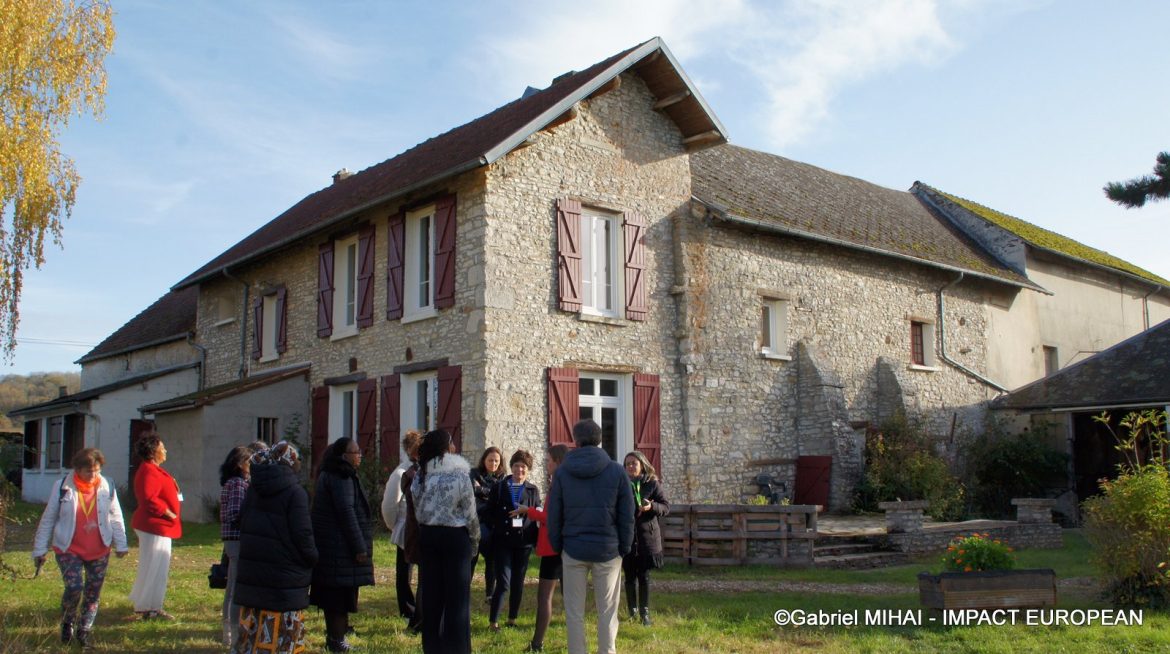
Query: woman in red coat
128 432 181 619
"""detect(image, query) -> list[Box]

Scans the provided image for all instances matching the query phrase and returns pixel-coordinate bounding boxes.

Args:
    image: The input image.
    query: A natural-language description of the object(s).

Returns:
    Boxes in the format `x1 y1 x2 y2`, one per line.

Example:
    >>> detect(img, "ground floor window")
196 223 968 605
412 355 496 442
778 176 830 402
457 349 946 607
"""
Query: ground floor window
329 384 358 443
256 417 279 444
577 373 631 461
22 413 83 470
401 371 438 434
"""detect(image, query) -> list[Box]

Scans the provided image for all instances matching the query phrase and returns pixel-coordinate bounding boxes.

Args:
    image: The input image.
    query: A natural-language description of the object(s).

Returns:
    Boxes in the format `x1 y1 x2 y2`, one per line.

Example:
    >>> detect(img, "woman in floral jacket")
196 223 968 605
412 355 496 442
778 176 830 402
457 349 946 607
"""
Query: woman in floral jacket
411 429 479 654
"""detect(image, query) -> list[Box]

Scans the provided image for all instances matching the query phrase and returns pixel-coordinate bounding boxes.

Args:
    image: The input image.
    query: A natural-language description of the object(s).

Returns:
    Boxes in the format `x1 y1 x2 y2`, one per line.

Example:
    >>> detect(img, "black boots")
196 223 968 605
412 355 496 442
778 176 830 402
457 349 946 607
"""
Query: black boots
640 607 652 626
60 621 73 644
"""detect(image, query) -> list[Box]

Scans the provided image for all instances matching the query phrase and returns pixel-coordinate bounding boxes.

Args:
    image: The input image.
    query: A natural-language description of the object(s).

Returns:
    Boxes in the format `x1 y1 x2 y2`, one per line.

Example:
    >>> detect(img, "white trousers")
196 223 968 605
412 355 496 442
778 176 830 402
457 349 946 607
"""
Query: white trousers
562 552 623 654
129 529 172 612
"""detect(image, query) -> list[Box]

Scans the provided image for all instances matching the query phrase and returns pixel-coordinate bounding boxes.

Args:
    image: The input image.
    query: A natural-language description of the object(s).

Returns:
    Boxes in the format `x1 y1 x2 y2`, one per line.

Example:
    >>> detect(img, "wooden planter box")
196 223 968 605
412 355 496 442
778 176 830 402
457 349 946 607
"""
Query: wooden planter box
918 569 1057 610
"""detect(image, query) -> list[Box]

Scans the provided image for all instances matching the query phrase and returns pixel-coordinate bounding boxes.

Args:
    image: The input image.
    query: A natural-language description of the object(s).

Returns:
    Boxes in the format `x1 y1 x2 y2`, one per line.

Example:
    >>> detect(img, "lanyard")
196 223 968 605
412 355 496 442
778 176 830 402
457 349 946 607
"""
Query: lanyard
631 480 642 507
509 480 524 508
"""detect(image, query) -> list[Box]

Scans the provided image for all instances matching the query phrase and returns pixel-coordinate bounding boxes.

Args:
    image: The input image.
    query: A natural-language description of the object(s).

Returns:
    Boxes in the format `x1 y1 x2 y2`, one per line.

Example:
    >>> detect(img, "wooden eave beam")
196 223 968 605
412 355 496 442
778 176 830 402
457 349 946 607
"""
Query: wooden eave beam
681 130 722 145
544 103 579 131
587 76 621 100
653 90 691 111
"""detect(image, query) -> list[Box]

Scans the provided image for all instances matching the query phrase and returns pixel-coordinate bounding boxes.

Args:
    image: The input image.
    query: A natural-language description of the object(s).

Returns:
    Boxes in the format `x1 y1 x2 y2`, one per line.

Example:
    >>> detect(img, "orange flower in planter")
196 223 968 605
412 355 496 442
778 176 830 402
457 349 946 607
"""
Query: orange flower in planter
941 533 1015 572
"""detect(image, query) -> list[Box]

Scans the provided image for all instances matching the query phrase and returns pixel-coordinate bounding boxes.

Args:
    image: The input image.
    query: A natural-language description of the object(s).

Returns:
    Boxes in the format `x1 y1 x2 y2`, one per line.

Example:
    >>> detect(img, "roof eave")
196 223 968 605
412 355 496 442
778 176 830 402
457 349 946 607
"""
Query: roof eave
993 399 1170 413
696 198 1047 294
482 37 728 165
76 332 193 365
173 157 486 290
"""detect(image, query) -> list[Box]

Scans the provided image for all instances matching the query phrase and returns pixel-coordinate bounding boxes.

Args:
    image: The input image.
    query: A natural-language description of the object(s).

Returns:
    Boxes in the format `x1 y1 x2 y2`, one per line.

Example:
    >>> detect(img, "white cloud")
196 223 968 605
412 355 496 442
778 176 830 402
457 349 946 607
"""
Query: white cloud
265 12 376 82
482 0 962 150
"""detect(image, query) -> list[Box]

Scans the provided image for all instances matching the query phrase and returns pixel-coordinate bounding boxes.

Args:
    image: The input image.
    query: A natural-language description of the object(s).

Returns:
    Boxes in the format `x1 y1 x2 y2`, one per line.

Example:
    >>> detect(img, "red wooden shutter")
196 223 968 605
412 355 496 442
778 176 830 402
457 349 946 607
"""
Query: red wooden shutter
438 366 463 452
317 242 334 337
556 198 582 312
547 367 579 448
434 195 457 309
386 210 405 320
275 286 288 353
357 225 375 328
251 296 263 360
311 386 330 475
380 374 401 468
633 373 661 474
357 378 377 458
623 212 648 321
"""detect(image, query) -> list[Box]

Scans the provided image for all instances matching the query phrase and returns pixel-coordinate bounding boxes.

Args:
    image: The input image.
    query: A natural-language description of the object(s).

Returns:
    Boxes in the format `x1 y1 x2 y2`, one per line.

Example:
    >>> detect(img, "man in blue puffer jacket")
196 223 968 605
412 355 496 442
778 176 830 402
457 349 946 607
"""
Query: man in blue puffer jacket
547 419 635 654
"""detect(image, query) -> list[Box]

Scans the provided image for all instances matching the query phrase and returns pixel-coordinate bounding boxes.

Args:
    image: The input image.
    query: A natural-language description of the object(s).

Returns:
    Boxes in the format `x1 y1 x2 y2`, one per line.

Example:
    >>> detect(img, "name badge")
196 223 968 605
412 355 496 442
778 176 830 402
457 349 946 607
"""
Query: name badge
177 493 184 503
511 517 523 529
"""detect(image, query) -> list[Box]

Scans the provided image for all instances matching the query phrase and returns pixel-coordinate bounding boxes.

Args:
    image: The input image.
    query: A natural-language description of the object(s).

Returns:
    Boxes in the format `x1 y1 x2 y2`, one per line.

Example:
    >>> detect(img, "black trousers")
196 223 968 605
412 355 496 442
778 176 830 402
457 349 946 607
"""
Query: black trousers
395 546 417 619
489 543 532 623
418 525 472 654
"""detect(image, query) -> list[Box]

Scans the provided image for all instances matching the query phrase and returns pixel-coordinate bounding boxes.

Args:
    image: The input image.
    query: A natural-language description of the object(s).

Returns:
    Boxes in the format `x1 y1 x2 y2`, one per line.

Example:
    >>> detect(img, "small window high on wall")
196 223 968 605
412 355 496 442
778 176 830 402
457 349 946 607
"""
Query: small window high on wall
1043 346 1059 376
760 297 789 360
910 320 937 369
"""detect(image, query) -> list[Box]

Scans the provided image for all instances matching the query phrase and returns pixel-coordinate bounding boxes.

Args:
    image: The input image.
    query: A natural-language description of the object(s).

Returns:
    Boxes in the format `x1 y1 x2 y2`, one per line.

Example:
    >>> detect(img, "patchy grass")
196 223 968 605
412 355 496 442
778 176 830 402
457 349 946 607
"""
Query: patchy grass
1 505 1166 653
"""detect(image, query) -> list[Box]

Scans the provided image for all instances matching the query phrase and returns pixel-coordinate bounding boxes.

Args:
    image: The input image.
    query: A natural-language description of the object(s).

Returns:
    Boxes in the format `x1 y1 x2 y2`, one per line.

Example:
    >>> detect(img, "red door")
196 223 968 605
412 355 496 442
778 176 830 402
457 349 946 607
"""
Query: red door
794 455 832 507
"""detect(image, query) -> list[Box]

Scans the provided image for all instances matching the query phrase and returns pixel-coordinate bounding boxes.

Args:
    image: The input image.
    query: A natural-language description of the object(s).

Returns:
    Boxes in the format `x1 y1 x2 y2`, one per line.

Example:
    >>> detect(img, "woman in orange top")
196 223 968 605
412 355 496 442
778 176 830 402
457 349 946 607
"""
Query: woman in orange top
128 432 182 620
32 448 129 647
516 443 569 653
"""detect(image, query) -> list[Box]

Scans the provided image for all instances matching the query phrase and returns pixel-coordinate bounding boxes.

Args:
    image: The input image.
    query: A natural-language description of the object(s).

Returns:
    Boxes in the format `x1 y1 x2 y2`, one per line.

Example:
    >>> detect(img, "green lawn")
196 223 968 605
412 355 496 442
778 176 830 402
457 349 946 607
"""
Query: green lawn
2 500 1167 653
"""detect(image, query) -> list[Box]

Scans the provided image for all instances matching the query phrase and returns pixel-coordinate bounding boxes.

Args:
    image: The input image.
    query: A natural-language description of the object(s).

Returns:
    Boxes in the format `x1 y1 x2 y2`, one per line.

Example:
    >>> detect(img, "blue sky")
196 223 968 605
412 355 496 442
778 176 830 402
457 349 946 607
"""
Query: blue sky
11 0 1170 374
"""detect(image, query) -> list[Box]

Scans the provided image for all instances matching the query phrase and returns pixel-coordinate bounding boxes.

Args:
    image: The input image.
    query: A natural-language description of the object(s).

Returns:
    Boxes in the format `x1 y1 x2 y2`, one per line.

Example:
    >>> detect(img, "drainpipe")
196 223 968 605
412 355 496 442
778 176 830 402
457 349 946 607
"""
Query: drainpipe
186 332 206 391
221 267 249 380
936 272 1009 393
670 210 696 504
1141 284 1162 330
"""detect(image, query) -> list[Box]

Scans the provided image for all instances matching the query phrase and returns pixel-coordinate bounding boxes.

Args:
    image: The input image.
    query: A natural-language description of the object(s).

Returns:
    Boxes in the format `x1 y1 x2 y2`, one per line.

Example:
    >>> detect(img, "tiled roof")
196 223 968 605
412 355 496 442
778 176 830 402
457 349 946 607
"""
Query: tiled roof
174 38 725 290
690 145 1036 288
915 183 1169 286
7 362 199 417
140 363 311 414
76 287 198 364
993 319 1170 411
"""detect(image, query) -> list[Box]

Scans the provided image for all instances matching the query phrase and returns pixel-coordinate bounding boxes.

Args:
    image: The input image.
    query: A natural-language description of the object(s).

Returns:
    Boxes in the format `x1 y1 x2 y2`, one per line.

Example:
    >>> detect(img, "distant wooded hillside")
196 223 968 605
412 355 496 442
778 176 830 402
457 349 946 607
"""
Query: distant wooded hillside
0 372 81 431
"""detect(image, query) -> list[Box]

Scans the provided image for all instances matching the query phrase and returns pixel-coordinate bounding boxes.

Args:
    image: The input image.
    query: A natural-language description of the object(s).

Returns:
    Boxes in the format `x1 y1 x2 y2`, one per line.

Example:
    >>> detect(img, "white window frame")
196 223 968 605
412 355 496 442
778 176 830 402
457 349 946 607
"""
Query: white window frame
329 384 359 444
1043 345 1059 376
400 371 439 434
909 319 939 371
403 206 437 323
577 372 632 462
759 297 790 361
260 294 278 363
580 210 623 319
331 235 359 340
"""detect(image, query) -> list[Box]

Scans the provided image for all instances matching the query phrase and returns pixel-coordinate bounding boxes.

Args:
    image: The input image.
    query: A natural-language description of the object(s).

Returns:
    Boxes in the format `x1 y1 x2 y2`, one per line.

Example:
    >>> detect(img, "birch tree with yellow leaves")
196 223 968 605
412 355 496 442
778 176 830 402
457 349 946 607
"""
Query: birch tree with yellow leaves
0 0 114 358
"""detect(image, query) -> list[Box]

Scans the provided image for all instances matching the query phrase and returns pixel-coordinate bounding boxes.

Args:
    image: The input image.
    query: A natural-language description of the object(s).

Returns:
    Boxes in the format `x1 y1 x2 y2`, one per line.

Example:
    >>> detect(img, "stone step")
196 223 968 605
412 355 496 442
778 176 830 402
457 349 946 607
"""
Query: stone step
813 542 878 557
814 550 909 570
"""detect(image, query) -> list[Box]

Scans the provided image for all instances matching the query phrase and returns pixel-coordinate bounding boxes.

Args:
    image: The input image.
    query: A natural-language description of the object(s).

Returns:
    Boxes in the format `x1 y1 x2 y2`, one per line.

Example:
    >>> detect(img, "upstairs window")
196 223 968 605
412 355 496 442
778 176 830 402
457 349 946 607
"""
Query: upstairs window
252 286 287 363
404 207 435 319
760 297 789 359
334 236 359 337
1043 345 1059 376
581 211 621 317
910 320 937 369
317 226 375 339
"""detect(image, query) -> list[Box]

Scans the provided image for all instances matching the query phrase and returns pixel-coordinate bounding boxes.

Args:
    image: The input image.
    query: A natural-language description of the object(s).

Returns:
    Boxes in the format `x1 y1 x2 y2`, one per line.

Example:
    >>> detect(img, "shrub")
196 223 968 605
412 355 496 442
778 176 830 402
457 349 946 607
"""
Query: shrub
965 427 1067 518
853 414 966 521
1082 464 1170 607
1082 410 1170 608
941 533 1015 572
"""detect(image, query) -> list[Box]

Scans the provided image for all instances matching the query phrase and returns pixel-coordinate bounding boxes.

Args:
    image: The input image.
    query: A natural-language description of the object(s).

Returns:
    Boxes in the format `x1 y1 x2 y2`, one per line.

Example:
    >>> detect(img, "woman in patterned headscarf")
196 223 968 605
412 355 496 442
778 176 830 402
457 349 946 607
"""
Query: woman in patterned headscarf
232 442 318 654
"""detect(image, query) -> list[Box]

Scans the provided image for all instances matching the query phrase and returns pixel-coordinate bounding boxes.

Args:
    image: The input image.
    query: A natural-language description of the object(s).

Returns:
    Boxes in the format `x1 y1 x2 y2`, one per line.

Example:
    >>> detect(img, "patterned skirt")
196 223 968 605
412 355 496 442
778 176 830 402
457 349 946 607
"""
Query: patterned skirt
233 607 306 654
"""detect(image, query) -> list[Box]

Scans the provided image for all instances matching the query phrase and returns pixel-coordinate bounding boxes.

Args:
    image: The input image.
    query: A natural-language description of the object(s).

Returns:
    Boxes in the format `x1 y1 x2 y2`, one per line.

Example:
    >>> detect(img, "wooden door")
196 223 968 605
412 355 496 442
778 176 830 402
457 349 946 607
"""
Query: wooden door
794 455 832 507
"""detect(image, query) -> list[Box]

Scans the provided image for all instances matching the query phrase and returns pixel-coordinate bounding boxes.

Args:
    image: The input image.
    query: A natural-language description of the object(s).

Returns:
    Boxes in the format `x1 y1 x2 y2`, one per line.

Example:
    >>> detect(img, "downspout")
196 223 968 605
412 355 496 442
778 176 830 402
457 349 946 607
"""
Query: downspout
221 267 249 380
937 272 1010 393
670 210 696 504
1141 284 1162 330
186 332 206 391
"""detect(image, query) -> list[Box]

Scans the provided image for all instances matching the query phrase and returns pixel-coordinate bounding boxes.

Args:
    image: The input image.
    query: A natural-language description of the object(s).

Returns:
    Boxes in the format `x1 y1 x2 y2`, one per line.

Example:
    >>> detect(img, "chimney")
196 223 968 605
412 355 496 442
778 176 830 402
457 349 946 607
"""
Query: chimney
58 385 68 398
333 168 353 184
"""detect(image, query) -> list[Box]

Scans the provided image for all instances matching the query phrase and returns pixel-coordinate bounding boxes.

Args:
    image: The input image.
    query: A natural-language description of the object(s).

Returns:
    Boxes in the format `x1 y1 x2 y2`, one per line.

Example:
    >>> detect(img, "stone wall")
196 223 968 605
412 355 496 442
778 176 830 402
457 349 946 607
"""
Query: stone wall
884 522 1063 554
477 72 690 475
675 223 998 509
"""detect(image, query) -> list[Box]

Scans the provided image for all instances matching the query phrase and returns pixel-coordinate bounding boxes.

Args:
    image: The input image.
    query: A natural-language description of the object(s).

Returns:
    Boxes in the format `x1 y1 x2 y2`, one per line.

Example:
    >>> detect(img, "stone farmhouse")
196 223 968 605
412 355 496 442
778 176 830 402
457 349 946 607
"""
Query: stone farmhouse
15 38 1170 518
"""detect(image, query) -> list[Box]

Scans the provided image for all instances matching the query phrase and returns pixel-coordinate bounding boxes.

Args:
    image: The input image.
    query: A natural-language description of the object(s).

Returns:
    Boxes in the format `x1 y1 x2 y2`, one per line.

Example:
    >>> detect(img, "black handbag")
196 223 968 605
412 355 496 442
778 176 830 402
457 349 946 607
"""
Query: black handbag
208 551 229 589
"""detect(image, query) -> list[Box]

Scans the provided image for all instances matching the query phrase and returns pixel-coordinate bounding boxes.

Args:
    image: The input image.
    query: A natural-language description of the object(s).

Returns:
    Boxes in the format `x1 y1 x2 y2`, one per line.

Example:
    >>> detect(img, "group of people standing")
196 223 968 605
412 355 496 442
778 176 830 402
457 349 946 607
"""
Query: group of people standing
30 420 667 654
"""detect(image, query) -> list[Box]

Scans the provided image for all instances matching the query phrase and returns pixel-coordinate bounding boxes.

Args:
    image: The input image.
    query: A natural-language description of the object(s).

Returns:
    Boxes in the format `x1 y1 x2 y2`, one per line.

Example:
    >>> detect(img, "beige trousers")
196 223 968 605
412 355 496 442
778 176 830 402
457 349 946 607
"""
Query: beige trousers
562 552 623 654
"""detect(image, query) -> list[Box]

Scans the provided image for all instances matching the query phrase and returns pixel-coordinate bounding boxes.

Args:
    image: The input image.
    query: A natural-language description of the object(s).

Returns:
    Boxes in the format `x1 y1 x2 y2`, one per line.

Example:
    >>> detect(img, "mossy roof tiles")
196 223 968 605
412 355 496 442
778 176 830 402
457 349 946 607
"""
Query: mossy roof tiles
690 145 1034 287
916 184 1168 286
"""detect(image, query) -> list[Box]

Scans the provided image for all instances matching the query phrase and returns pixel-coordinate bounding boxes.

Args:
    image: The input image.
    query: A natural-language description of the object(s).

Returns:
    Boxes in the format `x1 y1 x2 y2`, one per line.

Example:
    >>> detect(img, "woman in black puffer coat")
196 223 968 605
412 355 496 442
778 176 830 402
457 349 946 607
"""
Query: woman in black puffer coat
310 438 374 653
233 441 318 654
621 451 669 627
